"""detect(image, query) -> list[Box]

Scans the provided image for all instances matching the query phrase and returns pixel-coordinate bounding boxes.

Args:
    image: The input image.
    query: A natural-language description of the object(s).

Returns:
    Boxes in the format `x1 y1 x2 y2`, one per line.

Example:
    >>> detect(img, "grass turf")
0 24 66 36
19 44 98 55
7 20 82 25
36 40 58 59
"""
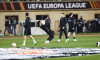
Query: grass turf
0 33 100 60
0 35 100 48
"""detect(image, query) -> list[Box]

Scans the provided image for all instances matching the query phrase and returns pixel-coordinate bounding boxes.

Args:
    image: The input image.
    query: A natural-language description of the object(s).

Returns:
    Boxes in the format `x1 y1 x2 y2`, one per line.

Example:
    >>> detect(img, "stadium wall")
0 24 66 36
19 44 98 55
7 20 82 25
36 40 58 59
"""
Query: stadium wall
0 10 100 34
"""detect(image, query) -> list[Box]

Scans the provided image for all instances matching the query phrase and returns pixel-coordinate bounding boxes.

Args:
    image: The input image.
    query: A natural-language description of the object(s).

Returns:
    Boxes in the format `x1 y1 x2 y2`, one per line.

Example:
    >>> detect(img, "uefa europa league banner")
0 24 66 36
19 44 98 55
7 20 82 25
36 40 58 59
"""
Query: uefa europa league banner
0 1 100 11
27 2 88 9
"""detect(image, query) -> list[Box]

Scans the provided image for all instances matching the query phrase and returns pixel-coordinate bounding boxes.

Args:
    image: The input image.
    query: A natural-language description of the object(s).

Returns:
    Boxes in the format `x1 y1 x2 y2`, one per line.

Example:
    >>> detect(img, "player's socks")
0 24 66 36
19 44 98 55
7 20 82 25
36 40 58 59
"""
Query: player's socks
73 37 77 41
23 40 26 45
58 39 60 41
74 37 75 39
68 37 69 40
33 40 37 45
65 38 69 42
67 38 69 41
67 37 69 41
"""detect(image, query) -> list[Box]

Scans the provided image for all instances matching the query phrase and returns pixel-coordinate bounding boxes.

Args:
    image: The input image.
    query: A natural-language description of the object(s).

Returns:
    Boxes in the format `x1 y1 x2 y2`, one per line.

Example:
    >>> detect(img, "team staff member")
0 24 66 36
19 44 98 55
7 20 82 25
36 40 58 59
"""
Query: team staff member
4 18 11 35
22 13 37 46
56 13 68 42
67 13 77 41
77 16 84 33
40 16 54 44
97 15 100 32
11 16 16 36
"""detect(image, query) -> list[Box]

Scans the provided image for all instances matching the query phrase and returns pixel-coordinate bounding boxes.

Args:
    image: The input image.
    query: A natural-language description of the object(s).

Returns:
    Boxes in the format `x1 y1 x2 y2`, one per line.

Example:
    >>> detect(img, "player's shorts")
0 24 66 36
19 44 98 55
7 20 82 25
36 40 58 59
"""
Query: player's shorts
68 27 76 33
24 28 31 35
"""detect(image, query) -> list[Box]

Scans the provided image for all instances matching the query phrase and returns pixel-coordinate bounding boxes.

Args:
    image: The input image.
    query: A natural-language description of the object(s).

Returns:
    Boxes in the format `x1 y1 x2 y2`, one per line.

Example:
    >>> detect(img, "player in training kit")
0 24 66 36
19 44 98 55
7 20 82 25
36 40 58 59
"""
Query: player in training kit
67 13 77 42
22 13 37 46
40 16 54 44
56 13 68 42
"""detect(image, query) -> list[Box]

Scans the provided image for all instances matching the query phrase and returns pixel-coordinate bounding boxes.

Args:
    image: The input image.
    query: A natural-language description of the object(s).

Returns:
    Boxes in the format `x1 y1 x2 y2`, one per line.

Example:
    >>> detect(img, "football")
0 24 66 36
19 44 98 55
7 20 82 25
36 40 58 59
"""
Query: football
12 43 16 47
41 20 45 25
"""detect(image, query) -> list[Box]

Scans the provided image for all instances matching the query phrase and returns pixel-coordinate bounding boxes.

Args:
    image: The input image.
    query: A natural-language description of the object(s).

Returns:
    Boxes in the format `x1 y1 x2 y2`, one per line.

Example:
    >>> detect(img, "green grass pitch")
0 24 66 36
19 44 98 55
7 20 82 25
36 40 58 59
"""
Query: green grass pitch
0 33 100 60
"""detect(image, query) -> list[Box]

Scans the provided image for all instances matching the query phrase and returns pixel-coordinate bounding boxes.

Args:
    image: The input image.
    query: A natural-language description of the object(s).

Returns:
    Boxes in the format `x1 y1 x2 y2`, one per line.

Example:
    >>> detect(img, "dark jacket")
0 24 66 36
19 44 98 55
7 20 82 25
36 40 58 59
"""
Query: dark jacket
79 18 83 24
5 19 10 27
68 17 76 28
11 18 16 25
24 17 31 35
59 17 67 29
40 18 53 34
97 17 100 24
44 18 51 28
